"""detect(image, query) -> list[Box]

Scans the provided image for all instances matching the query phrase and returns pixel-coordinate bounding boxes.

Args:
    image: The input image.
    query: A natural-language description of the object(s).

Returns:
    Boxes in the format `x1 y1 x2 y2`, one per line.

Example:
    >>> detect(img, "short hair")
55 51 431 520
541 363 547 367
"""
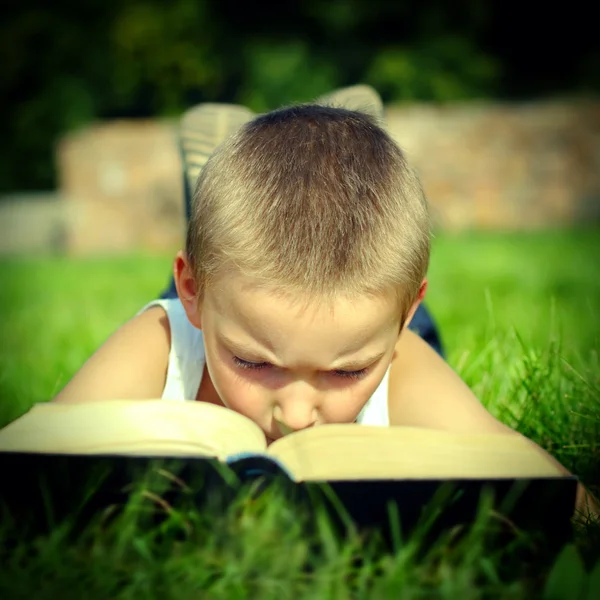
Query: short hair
186 104 430 324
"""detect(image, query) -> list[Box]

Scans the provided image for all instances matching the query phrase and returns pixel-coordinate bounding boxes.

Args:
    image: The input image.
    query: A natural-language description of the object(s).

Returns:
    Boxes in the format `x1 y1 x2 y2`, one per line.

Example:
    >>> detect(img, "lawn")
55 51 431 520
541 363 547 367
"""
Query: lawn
0 227 599 598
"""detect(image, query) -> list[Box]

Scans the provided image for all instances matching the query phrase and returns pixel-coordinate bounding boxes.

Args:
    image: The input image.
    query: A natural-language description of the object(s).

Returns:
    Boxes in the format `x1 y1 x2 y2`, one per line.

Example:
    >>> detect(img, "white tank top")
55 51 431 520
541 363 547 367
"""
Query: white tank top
139 298 390 426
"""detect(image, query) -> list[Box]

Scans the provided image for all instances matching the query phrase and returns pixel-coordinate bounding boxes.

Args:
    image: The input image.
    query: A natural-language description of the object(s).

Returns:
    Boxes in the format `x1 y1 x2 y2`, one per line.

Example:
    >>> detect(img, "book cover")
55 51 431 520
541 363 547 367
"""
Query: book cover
0 450 577 555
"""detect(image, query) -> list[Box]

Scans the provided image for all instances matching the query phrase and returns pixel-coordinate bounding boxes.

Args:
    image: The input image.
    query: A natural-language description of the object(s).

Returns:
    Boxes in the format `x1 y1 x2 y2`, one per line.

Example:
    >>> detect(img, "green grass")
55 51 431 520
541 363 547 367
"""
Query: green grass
0 227 599 598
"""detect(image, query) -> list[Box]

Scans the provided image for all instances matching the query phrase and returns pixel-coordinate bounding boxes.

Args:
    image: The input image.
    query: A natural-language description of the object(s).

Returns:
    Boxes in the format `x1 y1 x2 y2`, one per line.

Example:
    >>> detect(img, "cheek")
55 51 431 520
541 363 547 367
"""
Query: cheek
310 362 390 424
204 345 266 415
320 377 380 422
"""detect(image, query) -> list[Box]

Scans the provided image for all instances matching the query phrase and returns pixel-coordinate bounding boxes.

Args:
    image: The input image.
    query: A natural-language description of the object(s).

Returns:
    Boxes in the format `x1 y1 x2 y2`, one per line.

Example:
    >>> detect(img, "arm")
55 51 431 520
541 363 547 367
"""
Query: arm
388 329 599 521
52 306 171 403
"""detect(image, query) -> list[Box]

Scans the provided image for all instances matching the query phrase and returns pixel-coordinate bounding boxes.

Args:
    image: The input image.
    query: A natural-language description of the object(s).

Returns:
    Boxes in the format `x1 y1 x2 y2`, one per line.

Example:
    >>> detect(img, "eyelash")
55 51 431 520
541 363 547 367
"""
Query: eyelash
231 356 369 380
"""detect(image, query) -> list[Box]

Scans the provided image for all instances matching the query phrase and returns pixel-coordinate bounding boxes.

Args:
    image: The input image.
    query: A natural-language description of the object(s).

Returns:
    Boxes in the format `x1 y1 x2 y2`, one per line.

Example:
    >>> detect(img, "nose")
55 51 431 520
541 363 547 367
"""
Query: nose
273 393 319 434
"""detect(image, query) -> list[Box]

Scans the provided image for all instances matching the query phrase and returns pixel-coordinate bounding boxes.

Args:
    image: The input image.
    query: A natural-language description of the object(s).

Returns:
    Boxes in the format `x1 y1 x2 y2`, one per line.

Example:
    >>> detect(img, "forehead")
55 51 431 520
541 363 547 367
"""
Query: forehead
204 274 399 342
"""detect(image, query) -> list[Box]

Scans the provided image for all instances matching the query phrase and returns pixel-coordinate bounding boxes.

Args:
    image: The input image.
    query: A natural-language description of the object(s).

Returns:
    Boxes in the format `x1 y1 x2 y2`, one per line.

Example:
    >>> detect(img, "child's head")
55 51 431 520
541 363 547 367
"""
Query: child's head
186 104 430 317
175 104 431 439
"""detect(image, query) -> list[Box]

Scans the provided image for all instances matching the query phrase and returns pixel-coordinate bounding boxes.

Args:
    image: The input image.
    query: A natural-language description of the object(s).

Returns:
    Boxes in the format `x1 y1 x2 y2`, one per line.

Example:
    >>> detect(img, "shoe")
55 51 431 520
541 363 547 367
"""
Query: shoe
179 103 255 198
314 84 384 123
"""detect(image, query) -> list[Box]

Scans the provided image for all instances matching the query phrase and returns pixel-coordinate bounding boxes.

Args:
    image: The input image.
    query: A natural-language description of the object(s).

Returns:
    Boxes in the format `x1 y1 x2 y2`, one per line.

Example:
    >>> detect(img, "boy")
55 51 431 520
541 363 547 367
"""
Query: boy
52 90 597 518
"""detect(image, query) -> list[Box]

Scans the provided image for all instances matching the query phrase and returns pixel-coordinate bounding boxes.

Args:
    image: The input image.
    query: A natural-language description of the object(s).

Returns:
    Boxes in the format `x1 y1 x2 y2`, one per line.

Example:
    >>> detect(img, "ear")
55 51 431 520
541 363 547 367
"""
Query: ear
401 278 428 333
173 250 203 329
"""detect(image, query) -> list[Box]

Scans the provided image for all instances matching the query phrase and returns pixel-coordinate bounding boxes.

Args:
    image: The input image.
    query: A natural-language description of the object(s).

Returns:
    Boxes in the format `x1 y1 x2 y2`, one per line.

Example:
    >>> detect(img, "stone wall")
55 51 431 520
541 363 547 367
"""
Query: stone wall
51 99 599 255
57 120 185 254
0 193 66 255
385 100 600 230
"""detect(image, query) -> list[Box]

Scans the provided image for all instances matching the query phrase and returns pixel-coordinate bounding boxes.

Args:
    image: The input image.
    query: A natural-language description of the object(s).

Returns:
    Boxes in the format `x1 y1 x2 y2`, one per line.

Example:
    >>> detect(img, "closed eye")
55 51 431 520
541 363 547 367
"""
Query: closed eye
232 356 269 370
334 367 368 380
231 356 369 380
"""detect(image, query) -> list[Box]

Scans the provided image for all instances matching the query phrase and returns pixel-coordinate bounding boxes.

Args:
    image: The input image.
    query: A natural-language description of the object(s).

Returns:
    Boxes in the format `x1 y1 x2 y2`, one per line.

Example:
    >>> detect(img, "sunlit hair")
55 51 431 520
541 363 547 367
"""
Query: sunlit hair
186 104 430 325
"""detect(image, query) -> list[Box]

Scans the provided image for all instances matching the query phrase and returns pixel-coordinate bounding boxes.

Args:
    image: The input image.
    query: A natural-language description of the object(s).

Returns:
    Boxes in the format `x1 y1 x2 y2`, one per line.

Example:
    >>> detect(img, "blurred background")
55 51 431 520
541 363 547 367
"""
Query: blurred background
0 0 599 255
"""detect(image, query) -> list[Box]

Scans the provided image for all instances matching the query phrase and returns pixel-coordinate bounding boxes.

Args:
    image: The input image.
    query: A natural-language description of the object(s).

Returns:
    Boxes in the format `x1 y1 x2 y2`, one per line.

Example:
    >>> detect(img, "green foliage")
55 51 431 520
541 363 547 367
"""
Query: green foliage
366 36 501 102
3 1 596 191
109 0 224 114
0 229 600 595
542 544 600 600
0 478 541 599
237 40 340 112
0 1 228 191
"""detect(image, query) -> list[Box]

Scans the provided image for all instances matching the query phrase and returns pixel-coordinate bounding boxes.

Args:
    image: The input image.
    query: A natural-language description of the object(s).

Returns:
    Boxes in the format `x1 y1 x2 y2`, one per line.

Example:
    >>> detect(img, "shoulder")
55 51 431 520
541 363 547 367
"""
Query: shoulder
110 303 172 359
387 329 514 435
52 304 172 403
132 303 172 348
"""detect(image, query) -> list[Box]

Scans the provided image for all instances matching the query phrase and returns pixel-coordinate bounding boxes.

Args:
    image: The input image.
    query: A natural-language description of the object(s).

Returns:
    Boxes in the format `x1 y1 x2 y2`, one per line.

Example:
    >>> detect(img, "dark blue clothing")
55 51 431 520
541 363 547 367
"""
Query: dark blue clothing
406 301 444 357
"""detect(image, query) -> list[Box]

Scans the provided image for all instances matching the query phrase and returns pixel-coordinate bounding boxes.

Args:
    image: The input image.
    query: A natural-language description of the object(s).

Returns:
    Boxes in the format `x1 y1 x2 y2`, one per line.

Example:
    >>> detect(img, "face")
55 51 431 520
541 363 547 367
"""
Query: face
192 273 403 442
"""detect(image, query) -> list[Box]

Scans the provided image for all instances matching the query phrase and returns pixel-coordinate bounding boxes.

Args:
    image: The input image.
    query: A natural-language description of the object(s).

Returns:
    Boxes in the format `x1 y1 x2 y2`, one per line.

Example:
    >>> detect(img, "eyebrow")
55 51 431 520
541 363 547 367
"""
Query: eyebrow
220 335 386 371
333 351 387 371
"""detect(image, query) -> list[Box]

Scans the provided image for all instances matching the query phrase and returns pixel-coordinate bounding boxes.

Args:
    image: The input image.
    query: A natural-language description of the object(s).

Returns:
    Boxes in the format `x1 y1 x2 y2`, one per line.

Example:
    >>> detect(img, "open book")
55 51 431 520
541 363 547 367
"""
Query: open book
0 399 568 481
0 400 577 550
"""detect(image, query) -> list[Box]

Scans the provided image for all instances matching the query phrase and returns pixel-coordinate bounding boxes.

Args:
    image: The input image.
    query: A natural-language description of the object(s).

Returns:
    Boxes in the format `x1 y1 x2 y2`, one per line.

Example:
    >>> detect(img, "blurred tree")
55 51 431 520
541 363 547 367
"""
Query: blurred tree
366 36 500 102
1 1 112 189
109 0 224 114
0 0 227 191
237 39 340 112
0 0 597 192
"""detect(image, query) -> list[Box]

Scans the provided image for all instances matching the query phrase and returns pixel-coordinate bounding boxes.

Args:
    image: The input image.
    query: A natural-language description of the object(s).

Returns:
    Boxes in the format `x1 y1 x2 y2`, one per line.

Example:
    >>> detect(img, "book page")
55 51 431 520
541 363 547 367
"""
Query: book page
267 424 564 481
0 400 266 460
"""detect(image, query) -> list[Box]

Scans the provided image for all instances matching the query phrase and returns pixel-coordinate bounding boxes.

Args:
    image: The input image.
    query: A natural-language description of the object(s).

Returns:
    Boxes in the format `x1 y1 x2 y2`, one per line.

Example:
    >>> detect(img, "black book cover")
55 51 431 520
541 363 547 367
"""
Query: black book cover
0 451 577 554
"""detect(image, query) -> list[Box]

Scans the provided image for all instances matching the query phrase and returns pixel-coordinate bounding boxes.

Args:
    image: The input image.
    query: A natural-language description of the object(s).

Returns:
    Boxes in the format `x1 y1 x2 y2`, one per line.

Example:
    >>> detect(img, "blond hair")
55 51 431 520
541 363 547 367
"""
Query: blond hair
186 104 430 324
